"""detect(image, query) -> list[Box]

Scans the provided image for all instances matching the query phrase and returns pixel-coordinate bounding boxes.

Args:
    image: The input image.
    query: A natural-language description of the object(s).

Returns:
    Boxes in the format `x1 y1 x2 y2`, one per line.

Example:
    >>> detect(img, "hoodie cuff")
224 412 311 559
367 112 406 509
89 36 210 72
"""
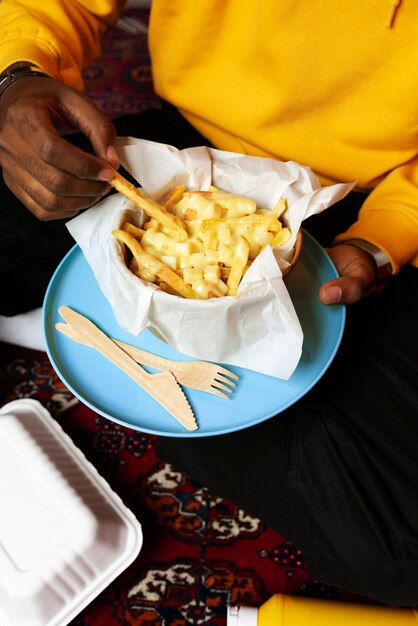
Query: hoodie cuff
0 40 83 89
333 209 418 274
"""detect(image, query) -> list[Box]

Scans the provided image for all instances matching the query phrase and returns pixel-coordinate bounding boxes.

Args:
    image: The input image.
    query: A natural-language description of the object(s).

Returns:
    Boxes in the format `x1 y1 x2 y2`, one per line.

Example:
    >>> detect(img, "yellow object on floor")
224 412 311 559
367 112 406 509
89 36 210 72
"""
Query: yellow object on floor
228 593 418 625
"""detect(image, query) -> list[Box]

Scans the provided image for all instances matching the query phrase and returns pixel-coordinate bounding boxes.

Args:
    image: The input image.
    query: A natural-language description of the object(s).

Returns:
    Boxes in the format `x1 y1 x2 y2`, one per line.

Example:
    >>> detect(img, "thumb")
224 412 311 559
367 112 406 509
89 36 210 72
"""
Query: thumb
318 276 371 305
319 244 377 305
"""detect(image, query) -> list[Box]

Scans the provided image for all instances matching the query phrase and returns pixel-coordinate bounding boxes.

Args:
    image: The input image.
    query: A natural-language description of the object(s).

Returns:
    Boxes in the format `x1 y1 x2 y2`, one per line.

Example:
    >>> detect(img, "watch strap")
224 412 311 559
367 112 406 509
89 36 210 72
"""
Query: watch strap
0 64 50 99
339 238 393 291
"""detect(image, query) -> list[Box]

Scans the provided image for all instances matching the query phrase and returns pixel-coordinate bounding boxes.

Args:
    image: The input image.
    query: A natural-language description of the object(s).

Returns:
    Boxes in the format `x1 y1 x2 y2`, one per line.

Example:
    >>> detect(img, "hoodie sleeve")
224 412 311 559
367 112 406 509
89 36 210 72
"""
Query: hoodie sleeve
334 156 418 273
0 0 126 90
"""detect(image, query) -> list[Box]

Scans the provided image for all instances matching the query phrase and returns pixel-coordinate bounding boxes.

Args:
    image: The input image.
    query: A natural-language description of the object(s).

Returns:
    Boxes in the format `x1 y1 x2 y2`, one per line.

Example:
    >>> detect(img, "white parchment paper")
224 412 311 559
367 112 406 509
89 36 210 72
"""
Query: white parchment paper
67 138 355 379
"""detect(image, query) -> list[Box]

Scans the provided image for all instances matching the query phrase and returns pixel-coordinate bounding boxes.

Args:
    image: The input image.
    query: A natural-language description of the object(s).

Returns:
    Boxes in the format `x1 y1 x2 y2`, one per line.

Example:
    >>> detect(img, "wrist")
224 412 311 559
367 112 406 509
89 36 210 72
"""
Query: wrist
0 63 51 100
336 238 393 291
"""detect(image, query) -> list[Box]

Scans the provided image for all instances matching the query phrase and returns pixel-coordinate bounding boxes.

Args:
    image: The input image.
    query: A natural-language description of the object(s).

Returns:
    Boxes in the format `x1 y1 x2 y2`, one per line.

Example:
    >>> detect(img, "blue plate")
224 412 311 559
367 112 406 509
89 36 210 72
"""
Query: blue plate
43 230 345 437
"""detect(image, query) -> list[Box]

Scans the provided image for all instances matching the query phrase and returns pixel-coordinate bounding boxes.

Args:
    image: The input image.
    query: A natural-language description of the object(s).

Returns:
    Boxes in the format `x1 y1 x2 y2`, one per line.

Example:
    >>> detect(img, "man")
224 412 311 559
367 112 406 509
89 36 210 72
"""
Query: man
1 0 417 604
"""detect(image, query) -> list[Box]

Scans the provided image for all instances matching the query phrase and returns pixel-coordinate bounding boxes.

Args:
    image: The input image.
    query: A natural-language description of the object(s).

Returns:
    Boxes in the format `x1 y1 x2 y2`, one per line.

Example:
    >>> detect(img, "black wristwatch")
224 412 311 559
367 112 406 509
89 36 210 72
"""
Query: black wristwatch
0 63 50 99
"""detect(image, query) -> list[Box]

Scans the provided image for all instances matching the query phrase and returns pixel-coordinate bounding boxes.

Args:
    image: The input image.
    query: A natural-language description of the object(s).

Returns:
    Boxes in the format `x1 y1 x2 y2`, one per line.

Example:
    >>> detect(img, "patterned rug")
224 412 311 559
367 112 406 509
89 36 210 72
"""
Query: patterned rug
0 341 357 625
0 6 362 625
82 7 161 118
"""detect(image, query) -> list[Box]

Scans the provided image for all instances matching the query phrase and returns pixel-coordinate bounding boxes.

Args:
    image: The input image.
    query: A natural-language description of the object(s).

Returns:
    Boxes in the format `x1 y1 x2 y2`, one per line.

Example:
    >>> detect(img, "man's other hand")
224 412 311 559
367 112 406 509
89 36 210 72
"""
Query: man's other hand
318 244 377 305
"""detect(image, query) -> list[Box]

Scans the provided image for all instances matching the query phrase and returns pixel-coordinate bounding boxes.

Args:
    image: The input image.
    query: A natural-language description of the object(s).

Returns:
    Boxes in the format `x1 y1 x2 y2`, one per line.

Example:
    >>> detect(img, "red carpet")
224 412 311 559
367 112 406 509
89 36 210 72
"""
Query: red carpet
0 342 354 625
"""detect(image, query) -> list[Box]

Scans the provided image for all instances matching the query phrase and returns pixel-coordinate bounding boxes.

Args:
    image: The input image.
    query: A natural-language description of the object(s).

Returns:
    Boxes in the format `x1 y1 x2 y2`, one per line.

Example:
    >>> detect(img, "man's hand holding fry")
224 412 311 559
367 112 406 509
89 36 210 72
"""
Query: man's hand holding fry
0 76 118 220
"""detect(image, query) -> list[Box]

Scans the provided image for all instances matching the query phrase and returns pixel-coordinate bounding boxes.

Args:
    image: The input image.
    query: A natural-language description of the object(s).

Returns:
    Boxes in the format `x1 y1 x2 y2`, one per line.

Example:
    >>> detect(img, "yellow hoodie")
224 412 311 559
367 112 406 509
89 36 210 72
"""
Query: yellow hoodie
0 0 417 272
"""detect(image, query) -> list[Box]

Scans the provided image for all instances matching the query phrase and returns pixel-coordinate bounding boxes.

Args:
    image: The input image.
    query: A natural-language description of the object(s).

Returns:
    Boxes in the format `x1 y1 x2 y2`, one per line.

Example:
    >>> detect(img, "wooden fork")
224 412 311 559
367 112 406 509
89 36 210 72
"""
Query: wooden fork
56 322 238 399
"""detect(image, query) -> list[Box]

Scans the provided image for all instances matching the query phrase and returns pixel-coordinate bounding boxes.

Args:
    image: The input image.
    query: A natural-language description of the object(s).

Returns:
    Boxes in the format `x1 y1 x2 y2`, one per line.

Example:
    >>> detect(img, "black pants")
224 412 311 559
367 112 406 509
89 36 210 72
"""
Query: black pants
2 105 418 606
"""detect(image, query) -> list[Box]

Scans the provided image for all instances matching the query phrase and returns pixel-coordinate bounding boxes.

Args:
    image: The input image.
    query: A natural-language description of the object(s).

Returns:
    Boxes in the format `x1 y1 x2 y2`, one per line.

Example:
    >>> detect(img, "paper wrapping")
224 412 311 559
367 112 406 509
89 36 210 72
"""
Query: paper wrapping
67 138 355 379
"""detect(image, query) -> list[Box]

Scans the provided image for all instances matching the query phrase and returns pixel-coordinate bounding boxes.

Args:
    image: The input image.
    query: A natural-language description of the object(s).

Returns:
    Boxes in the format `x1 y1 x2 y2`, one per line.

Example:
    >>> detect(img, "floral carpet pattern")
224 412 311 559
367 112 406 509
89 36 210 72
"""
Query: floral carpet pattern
0 342 349 625
83 7 161 118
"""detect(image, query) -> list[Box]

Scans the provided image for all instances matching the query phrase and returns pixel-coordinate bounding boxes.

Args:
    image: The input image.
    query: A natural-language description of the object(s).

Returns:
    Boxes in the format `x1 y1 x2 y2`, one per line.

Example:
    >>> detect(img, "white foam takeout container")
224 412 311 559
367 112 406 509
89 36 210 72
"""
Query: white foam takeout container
0 399 143 626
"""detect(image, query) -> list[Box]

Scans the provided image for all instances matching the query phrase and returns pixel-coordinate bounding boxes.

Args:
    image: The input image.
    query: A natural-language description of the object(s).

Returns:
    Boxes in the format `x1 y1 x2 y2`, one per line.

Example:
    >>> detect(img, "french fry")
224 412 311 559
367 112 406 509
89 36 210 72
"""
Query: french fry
144 217 160 231
220 266 231 280
113 229 163 272
272 196 287 219
110 172 188 241
157 266 199 299
163 185 185 212
112 229 199 299
122 222 145 239
159 281 182 296
129 257 139 273
200 214 281 232
136 266 158 283
184 190 257 216
256 197 287 220
271 227 291 247
227 236 250 296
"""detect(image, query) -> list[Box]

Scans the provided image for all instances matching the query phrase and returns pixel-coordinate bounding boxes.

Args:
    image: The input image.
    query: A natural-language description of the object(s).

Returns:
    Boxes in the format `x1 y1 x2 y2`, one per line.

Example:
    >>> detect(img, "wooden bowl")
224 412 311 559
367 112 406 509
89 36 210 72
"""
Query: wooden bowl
282 230 303 281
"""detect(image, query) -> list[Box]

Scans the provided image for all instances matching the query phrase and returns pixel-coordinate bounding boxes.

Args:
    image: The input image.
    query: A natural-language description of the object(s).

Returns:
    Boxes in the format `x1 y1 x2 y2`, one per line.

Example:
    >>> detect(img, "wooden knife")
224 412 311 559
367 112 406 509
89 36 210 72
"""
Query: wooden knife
57 306 197 431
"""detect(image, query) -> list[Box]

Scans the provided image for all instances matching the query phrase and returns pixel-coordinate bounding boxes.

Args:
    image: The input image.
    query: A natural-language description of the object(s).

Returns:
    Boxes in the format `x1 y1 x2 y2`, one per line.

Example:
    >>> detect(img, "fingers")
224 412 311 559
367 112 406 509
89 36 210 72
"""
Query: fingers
318 244 377 305
6 99 115 181
2 136 110 195
64 91 119 169
18 135 114 188
56 88 119 167
106 145 120 169
0 78 118 218
4 170 77 220
3 158 109 221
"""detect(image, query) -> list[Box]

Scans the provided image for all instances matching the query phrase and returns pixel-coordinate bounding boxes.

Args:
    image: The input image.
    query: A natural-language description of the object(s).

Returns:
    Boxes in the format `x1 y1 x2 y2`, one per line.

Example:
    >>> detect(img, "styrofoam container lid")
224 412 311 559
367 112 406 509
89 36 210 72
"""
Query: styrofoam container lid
0 399 143 626
227 605 258 626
